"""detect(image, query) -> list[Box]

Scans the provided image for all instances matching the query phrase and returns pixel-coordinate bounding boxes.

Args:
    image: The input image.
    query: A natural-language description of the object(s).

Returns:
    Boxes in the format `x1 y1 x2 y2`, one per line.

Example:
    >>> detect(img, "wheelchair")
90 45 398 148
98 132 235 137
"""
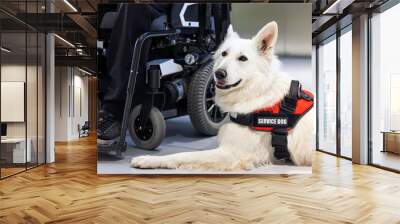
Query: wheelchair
97 3 231 157
78 121 90 138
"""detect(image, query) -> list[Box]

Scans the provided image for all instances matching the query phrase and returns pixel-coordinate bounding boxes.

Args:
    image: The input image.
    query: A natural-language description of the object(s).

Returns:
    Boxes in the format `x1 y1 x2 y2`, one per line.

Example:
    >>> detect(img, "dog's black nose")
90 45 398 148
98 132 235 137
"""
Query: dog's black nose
215 69 227 80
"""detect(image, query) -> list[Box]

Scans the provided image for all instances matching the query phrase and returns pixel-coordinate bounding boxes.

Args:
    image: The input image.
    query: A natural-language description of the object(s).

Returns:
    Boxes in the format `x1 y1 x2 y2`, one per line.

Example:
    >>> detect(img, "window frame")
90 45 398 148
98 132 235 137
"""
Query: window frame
315 24 353 160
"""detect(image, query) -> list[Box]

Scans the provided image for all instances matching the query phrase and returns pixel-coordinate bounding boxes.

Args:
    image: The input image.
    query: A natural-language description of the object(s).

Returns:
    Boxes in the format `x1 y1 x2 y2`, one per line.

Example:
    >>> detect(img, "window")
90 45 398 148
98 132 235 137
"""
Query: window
370 3 400 171
339 28 352 158
317 36 337 154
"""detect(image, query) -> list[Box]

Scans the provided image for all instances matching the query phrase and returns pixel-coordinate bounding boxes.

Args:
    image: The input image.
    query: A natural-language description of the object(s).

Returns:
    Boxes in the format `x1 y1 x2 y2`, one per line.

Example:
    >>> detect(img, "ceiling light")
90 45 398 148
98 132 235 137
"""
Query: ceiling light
63 0 78 12
76 49 85 55
323 0 343 14
322 0 355 15
78 67 93 76
1 47 11 53
54 34 75 48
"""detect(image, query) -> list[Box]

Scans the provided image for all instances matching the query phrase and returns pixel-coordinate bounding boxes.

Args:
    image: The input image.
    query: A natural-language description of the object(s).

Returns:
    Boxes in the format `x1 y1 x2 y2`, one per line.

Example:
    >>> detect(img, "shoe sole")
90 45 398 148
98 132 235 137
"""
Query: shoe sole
97 137 120 146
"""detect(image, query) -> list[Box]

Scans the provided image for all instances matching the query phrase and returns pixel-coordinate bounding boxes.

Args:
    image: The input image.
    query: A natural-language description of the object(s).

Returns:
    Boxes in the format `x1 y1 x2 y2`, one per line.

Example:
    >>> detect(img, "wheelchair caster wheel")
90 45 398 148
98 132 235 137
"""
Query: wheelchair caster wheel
128 105 166 150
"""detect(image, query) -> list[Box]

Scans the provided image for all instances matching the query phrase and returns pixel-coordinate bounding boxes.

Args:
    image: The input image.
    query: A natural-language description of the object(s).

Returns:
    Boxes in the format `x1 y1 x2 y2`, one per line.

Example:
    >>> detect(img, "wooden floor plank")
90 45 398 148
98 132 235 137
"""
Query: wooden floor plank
1 136 400 223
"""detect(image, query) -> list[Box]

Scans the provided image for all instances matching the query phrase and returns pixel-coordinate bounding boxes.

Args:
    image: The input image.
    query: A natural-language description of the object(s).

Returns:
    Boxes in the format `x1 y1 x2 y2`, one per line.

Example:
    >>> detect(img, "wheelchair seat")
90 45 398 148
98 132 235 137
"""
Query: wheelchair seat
100 11 118 29
100 3 206 32
150 15 168 31
101 12 167 31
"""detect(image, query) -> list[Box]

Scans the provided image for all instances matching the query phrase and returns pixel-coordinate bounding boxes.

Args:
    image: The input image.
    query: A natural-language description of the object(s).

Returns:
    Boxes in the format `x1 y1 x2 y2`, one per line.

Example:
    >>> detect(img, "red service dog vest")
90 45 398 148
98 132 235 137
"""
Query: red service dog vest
230 80 314 161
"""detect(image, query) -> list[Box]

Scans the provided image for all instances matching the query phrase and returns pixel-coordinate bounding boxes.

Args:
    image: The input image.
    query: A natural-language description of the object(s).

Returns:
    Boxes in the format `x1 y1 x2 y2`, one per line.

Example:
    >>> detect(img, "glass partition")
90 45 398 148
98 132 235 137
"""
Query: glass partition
0 1 46 179
317 36 337 154
38 31 45 165
1 31 28 178
27 30 38 169
370 3 400 171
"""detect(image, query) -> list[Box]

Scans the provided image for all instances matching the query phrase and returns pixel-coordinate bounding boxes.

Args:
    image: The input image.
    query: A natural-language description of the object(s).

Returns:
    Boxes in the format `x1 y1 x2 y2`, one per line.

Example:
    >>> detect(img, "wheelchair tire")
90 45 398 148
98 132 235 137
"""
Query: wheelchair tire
128 105 166 150
188 62 229 136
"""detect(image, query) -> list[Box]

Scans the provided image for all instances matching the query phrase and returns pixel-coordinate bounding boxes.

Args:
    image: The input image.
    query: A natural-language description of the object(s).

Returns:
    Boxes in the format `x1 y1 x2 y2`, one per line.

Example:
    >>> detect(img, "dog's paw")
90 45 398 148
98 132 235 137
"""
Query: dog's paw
131 156 161 169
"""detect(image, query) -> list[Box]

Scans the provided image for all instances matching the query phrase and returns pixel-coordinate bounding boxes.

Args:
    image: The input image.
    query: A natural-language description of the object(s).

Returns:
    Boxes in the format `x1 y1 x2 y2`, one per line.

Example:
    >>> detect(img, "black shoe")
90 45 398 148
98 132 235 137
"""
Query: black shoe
97 110 121 145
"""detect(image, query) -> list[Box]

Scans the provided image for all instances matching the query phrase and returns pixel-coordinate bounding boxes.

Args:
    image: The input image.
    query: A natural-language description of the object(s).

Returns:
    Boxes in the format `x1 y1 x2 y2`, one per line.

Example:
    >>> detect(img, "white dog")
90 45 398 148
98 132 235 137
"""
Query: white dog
131 21 314 170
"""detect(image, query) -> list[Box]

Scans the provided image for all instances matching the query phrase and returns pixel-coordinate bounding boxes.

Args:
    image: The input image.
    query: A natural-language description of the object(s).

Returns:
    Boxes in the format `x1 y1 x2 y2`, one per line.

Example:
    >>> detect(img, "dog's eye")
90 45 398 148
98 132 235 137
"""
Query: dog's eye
221 51 228 57
238 55 248 61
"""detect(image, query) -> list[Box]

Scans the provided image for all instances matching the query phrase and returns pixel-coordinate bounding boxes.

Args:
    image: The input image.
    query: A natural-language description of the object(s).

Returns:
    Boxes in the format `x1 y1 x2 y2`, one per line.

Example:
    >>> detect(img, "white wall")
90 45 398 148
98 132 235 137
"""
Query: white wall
55 67 69 141
1 65 43 136
1 65 27 139
280 57 313 92
54 67 89 141
72 72 89 138
231 3 311 57
1 63 46 164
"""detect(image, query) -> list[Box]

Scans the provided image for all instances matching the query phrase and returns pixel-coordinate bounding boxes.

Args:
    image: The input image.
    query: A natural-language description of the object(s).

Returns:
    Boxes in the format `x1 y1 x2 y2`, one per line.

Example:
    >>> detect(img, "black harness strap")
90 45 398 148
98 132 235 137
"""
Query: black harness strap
272 80 300 162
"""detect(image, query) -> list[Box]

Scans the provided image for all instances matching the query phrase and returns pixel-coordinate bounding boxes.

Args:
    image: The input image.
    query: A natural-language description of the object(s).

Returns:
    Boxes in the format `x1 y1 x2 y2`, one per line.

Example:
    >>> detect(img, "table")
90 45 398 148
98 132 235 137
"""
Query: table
1 138 31 164
381 131 400 154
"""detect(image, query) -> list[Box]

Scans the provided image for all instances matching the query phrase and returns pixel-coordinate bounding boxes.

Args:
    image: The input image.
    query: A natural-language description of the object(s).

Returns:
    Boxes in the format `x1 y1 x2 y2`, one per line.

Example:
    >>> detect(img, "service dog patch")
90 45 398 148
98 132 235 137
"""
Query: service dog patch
256 116 288 127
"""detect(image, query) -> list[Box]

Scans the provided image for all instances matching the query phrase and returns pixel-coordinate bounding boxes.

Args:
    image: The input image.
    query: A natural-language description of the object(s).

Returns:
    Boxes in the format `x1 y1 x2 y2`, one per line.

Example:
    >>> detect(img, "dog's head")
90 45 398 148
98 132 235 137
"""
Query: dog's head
213 21 279 92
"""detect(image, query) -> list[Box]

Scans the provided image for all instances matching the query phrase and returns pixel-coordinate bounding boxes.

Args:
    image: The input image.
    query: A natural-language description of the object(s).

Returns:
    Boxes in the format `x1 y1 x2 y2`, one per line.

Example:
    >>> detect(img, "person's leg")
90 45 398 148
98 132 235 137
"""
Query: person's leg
98 4 161 142
103 4 160 119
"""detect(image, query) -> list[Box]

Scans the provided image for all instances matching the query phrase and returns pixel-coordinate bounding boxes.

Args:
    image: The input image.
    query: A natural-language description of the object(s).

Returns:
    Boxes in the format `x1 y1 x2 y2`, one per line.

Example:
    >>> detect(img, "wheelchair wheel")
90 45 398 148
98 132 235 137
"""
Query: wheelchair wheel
128 105 166 150
188 62 229 136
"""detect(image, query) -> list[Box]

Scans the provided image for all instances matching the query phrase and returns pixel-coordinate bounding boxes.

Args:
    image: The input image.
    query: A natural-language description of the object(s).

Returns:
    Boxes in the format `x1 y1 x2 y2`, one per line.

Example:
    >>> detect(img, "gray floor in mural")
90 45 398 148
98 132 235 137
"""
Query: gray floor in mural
97 116 311 175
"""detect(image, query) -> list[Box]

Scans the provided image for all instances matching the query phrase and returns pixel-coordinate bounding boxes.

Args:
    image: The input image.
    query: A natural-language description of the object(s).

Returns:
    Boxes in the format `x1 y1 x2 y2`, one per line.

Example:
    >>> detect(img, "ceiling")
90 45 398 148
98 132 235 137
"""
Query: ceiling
0 0 99 71
0 0 392 70
311 0 390 43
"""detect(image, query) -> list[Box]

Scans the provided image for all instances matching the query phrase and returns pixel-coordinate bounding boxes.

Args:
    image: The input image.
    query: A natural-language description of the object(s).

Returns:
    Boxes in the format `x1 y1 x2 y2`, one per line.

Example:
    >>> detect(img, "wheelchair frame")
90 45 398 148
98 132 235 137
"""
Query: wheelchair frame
97 3 231 158
112 30 181 157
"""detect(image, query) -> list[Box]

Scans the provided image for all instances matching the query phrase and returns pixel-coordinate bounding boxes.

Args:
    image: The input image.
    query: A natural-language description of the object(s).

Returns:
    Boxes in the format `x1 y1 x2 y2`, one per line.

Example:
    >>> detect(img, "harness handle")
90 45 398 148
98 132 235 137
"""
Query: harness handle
272 80 300 162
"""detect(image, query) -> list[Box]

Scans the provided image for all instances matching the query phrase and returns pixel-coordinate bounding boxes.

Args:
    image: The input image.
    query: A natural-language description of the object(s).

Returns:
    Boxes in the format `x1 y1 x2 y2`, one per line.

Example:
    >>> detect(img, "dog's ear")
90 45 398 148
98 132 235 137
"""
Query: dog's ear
226 24 239 39
253 21 278 55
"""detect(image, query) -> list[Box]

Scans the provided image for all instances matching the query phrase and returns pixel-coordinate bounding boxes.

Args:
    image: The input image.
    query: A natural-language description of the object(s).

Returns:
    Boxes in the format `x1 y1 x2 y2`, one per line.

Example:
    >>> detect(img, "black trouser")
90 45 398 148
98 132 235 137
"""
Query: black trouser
102 4 164 121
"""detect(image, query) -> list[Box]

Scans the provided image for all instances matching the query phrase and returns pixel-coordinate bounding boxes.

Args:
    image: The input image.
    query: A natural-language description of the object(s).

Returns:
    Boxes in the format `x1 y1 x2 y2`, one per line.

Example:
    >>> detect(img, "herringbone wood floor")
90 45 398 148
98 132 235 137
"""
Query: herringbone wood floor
1 136 400 224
